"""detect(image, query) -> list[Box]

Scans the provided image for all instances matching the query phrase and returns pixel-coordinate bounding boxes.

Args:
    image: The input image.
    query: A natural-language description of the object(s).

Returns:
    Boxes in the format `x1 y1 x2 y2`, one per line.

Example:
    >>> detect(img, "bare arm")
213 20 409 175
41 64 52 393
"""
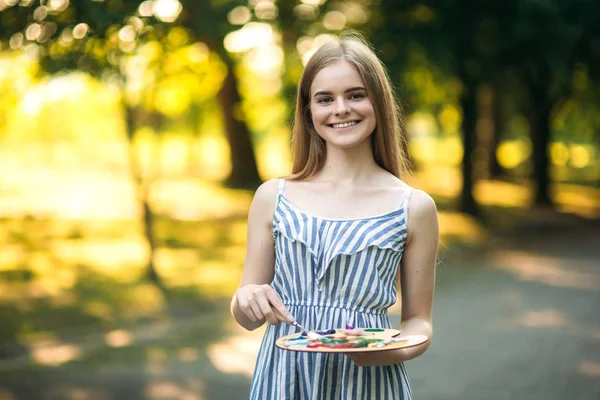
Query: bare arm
347 189 439 366
230 179 294 331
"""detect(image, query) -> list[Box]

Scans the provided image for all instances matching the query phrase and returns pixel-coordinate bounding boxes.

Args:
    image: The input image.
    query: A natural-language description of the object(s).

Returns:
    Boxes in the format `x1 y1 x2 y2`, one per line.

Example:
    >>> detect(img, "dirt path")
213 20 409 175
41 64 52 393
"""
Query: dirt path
405 220 600 400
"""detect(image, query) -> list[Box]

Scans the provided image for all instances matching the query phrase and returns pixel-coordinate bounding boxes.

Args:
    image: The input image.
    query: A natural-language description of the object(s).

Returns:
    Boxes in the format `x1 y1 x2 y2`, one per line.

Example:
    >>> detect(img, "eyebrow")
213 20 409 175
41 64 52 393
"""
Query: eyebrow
313 86 366 98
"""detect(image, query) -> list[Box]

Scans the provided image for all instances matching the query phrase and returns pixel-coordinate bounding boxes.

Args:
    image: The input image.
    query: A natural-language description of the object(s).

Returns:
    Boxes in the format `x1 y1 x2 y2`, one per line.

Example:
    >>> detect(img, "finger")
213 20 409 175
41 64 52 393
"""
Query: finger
237 293 258 322
256 295 279 325
273 307 291 323
247 295 265 322
265 290 294 322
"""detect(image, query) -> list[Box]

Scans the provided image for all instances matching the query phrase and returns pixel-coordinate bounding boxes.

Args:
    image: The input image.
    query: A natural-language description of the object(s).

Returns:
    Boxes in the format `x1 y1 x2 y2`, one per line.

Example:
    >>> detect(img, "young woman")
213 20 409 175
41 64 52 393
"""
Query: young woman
231 33 439 399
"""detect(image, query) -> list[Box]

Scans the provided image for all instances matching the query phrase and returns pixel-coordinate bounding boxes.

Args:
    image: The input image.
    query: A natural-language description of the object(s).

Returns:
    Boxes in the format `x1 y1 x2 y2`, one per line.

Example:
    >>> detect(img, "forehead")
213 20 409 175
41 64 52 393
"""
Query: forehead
310 60 365 94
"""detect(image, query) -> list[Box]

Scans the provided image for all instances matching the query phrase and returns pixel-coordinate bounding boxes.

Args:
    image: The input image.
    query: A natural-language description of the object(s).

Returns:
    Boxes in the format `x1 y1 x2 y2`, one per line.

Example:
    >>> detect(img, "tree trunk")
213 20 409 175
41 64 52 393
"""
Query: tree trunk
124 104 166 292
459 80 481 217
528 88 553 206
218 57 261 188
489 76 504 178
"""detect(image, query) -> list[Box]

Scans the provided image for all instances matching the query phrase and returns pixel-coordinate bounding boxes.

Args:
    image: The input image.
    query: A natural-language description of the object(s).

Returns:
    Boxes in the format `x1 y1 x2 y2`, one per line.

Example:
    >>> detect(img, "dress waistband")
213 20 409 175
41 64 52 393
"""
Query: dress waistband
282 301 388 316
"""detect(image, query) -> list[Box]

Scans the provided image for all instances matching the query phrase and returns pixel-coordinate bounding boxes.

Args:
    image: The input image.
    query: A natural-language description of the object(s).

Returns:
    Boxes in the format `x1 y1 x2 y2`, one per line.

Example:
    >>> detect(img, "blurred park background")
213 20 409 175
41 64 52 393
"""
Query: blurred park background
0 0 599 399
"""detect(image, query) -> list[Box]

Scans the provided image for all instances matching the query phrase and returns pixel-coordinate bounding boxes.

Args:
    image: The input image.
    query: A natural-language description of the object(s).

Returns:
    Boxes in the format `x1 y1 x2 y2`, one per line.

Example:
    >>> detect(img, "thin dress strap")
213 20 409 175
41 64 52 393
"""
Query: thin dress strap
277 179 286 196
395 186 413 209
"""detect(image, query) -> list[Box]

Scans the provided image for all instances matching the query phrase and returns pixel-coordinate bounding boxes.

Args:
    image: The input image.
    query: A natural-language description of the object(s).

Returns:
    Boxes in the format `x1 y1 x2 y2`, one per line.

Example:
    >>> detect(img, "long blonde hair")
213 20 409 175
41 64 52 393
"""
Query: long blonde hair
290 32 411 180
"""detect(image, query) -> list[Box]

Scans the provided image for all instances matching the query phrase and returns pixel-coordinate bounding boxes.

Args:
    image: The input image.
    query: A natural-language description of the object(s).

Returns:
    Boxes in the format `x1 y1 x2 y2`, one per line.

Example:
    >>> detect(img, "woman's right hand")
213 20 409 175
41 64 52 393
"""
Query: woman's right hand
235 284 294 325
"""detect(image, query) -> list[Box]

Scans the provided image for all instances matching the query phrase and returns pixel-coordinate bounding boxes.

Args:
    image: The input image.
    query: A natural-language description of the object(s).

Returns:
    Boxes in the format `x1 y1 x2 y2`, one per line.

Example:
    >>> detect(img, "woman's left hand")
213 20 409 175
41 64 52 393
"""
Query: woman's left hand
342 327 398 367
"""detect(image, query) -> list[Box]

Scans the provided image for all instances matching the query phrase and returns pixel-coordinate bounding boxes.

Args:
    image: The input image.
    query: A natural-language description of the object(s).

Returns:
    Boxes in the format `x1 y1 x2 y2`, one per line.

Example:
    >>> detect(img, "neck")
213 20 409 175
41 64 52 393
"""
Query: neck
314 138 379 183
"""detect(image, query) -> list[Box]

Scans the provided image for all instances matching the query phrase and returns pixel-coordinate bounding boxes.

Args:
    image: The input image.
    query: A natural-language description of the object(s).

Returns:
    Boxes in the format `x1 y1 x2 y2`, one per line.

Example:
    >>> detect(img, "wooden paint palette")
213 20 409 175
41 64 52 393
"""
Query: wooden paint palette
276 328 428 353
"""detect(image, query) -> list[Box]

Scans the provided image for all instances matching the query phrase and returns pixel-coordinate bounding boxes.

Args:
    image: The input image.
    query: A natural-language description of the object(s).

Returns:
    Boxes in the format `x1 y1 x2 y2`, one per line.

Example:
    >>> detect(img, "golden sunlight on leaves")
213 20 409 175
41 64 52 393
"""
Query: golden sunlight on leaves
437 136 463 165
138 1 153 17
437 212 487 245
474 180 531 208
243 44 284 76
52 239 148 279
410 166 461 198
255 1 278 20
224 23 274 53
226 220 249 247
569 144 593 168
160 135 192 174
294 4 318 20
550 142 569 167
0 245 25 269
195 261 243 297
492 251 599 290
195 136 231 182
554 183 600 218
228 6 252 25
409 137 437 164
138 41 163 62
154 79 192 117
167 26 190 48
256 132 293 179
300 0 325 6
438 104 460 133
496 140 532 169
407 117 465 166
187 42 209 63
343 4 368 25
157 247 201 268
152 0 183 23
407 111 438 137
153 242 245 297
151 180 253 220
323 11 347 30
299 34 336 65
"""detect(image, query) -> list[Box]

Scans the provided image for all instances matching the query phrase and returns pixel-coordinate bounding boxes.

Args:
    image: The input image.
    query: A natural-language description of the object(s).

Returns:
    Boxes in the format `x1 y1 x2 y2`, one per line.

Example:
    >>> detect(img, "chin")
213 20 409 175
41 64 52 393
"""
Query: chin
325 133 373 150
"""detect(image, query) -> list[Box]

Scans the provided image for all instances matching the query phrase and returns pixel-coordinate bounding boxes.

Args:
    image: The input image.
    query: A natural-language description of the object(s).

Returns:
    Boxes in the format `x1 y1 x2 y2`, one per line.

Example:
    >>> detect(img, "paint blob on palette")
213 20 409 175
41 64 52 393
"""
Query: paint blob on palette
276 328 428 353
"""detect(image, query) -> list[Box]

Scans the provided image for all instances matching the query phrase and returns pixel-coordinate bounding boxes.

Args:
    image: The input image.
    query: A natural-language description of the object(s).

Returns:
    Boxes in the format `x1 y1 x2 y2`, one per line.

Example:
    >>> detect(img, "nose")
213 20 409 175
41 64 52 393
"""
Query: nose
335 98 350 115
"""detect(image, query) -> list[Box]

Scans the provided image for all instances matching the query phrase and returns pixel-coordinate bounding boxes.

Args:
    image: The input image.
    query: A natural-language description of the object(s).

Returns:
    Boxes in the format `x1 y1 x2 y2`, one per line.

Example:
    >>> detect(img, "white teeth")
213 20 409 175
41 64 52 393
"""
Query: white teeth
332 121 357 128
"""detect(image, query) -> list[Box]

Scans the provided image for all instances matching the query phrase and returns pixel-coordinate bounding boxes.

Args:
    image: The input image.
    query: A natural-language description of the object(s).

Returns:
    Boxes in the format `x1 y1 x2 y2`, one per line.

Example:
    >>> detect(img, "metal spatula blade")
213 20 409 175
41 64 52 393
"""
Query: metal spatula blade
290 320 324 340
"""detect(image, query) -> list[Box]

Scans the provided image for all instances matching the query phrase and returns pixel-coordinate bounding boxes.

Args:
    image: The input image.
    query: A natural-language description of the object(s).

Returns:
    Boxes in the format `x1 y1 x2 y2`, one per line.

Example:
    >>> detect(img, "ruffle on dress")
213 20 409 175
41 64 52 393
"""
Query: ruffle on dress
273 194 408 284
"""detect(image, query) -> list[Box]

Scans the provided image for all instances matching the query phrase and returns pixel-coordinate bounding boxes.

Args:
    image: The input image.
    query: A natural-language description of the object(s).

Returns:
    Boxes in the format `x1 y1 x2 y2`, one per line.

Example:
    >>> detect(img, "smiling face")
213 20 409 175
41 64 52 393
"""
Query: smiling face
309 60 376 150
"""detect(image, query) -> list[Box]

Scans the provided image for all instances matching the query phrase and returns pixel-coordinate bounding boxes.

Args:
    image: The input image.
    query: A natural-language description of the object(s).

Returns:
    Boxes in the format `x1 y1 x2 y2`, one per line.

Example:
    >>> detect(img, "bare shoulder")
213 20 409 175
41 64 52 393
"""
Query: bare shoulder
405 189 439 246
407 189 438 229
253 178 280 204
249 179 280 223
408 189 437 216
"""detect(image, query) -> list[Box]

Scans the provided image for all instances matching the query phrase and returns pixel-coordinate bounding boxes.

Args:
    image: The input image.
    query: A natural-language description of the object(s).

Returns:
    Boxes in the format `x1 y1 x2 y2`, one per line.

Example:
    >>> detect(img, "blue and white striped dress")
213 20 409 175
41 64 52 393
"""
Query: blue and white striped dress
250 179 413 400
